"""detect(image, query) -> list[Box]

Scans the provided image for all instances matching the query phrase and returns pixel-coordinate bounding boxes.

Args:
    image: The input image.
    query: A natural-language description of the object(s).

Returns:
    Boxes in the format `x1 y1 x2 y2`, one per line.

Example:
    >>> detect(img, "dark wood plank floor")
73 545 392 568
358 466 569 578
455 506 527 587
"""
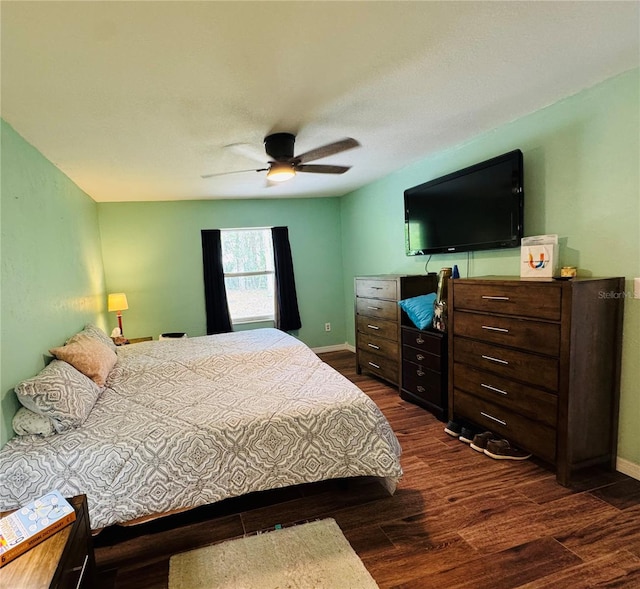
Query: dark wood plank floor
94 350 640 588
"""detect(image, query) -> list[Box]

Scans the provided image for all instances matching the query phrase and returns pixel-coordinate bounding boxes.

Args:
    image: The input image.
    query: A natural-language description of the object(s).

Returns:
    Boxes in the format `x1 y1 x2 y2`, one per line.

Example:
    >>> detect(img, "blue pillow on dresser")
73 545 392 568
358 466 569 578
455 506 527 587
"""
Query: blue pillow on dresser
398 292 437 330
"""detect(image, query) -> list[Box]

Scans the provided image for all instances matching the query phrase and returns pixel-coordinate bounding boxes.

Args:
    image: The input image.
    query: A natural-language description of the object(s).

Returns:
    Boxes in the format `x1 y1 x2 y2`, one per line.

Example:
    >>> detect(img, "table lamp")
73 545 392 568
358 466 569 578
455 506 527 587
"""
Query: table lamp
107 293 129 336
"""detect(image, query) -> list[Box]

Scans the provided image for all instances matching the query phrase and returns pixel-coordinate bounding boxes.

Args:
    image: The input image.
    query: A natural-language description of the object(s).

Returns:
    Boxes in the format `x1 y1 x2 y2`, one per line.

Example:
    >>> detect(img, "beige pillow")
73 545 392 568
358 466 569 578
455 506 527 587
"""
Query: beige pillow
50 335 117 387
67 323 117 351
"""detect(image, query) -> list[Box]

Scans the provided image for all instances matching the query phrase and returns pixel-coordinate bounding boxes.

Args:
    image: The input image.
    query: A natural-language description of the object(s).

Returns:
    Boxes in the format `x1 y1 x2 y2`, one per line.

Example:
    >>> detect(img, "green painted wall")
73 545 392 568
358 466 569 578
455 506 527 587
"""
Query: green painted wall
97 198 345 349
340 69 640 467
2 69 638 471
0 121 107 445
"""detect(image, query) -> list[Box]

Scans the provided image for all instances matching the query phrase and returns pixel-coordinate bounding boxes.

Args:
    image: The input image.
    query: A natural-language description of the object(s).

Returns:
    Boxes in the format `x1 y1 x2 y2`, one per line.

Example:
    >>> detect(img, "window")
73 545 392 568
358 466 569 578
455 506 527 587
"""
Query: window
221 228 275 323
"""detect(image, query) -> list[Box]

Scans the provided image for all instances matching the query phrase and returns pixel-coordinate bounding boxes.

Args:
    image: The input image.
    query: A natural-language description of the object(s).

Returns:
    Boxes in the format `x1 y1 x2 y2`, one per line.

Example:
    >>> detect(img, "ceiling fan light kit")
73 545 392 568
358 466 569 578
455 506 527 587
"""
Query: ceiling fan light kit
266 161 296 182
203 133 360 183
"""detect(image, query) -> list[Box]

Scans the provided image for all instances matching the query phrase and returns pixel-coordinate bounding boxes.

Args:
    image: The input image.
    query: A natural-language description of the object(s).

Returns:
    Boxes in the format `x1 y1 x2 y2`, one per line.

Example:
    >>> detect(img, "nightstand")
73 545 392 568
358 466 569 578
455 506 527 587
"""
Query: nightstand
127 337 153 344
0 495 96 588
112 336 153 346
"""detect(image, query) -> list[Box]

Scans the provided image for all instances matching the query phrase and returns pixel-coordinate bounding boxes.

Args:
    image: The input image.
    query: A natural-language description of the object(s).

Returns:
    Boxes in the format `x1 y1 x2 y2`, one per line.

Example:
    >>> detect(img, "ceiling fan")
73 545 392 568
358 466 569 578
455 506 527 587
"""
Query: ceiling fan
202 133 360 183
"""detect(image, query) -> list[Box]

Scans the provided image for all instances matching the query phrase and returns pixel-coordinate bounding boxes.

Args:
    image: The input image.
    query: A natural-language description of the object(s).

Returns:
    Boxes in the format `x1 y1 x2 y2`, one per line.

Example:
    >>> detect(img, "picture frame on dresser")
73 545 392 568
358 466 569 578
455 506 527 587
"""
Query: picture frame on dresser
447 276 624 486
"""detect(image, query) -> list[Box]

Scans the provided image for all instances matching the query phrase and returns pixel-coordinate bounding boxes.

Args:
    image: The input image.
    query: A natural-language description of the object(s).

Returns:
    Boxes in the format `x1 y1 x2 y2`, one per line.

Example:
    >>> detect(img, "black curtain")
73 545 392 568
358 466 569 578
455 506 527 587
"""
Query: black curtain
271 226 302 332
201 229 233 334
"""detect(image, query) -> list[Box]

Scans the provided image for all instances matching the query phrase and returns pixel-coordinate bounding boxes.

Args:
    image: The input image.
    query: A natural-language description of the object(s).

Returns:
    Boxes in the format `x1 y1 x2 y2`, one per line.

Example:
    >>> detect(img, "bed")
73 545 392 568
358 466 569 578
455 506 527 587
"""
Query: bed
0 327 402 530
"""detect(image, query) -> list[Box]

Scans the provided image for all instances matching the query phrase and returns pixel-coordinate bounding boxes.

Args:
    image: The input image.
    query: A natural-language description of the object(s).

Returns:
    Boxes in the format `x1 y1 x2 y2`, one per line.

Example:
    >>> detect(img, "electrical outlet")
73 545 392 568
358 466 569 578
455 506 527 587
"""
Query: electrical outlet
324 322 331 332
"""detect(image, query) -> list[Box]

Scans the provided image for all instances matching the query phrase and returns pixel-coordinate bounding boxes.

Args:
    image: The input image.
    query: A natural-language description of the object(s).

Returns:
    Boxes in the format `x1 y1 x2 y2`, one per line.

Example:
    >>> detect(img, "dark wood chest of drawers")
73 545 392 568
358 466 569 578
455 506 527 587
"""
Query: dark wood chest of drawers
448 276 624 485
355 274 436 387
401 326 447 420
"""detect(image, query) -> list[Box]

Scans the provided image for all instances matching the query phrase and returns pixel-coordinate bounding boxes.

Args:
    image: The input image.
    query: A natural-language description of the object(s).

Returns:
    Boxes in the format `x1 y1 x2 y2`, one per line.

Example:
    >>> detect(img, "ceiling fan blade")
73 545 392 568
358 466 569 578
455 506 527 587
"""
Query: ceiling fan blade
201 168 267 179
296 164 351 175
295 138 360 164
225 143 267 163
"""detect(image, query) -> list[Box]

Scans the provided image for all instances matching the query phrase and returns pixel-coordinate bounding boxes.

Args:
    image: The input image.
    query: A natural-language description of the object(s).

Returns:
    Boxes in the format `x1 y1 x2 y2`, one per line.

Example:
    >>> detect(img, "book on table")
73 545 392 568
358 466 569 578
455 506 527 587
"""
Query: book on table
0 489 76 567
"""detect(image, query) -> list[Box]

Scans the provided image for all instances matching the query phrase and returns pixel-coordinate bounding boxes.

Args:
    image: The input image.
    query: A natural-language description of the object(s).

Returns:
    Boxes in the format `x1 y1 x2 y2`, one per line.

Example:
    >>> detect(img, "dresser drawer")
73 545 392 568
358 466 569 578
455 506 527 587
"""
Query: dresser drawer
357 315 398 342
453 363 557 427
356 297 397 321
453 311 560 356
402 345 440 372
454 389 556 463
359 349 398 383
401 328 442 355
358 332 398 360
356 279 398 300
402 362 441 406
453 283 562 321
453 337 559 391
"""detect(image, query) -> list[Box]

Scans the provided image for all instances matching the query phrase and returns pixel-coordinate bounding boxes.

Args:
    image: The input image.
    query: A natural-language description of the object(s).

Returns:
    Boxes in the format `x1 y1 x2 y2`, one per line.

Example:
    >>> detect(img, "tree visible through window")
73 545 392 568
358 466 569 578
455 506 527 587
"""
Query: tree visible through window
221 229 275 323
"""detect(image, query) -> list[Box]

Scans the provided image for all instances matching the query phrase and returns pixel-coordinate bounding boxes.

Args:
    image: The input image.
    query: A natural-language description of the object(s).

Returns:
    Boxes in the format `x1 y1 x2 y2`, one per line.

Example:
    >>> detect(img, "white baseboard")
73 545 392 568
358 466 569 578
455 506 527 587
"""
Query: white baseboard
312 343 351 354
617 457 640 481
345 343 355 353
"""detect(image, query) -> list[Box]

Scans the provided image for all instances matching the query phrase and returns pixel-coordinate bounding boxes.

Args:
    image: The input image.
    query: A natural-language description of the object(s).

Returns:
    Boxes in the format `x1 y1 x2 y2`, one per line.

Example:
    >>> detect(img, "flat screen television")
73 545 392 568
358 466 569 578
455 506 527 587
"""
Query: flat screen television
404 149 524 255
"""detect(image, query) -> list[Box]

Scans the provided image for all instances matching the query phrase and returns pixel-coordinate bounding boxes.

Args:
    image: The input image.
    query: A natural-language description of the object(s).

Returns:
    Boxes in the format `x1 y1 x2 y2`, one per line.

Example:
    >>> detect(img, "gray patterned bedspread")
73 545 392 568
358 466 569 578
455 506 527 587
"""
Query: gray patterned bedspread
0 329 402 529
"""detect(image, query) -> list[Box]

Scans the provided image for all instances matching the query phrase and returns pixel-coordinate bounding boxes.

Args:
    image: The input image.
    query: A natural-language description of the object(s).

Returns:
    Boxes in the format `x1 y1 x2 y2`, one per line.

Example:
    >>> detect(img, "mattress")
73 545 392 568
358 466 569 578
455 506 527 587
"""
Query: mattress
0 329 402 529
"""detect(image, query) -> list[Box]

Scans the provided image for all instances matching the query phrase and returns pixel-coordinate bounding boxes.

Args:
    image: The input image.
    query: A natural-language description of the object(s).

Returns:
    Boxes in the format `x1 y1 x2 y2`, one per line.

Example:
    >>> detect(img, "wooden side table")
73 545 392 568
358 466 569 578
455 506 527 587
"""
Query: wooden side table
127 336 153 344
112 336 153 346
0 495 96 588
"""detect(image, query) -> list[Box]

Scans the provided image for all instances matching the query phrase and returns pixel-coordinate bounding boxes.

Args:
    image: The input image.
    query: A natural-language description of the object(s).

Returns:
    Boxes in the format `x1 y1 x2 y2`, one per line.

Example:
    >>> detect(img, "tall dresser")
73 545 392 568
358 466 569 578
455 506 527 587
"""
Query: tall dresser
448 276 624 486
355 274 437 387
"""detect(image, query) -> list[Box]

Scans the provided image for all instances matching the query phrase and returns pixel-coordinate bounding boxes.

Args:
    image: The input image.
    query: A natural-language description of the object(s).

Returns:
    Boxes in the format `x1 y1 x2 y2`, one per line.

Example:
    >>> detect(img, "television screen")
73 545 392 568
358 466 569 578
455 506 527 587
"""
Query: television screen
405 150 523 255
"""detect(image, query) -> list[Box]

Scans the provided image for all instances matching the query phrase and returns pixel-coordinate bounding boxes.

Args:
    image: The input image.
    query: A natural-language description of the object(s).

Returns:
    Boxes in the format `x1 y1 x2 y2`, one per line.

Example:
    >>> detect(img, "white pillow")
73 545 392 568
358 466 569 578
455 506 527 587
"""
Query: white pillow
12 407 56 437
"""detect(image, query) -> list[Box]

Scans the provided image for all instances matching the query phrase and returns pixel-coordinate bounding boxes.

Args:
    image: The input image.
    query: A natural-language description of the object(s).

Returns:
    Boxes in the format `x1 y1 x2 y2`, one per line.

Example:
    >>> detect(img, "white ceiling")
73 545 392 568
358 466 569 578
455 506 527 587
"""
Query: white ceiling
2 1 638 202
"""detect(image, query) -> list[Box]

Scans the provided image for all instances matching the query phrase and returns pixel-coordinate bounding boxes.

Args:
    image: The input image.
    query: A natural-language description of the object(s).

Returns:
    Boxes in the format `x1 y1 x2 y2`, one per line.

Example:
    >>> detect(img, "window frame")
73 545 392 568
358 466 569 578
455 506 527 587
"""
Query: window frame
220 228 276 325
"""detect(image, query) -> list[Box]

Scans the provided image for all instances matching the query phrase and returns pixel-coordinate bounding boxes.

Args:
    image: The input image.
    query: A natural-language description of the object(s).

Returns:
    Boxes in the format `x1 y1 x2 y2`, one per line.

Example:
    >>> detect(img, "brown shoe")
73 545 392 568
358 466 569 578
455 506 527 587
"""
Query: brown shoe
484 439 531 460
470 431 496 453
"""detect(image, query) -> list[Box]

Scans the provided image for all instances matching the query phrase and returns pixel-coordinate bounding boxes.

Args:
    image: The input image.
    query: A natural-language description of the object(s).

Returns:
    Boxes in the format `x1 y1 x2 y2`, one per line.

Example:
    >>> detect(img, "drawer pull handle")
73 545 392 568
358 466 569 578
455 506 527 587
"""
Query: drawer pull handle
368 361 381 369
372 286 383 290
417 369 425 377
481 411 507 426
367 306 381 310
481 383 508 396
416 354 425 361
367 324 380 330
481 295 510 301
417 385 426 393
416 336 425 344
367 343 380 350
482 325 509 333
482 354 509 365
74 554 89 589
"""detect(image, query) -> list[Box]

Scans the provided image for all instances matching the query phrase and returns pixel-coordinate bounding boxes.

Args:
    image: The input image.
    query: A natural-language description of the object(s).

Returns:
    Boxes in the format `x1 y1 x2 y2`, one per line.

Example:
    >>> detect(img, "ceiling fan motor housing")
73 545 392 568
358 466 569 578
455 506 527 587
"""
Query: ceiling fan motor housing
264 133 296 162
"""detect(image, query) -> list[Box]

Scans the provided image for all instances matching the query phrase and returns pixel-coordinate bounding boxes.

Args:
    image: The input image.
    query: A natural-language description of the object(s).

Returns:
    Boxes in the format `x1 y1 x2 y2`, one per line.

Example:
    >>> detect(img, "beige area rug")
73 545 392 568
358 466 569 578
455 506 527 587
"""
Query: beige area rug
168 518 379 589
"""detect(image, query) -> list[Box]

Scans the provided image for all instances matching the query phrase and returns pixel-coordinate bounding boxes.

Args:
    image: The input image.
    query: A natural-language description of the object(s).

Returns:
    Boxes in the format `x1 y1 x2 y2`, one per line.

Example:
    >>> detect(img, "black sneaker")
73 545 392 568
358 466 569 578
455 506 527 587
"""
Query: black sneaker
484 439 532 461
459 427 476 444
470 431 496 453
444 420 462 437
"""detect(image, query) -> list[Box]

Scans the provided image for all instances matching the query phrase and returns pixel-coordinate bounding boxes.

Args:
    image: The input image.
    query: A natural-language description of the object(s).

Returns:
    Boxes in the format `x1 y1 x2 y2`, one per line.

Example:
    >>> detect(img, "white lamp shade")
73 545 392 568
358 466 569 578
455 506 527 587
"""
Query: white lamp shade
266 162 296 182
108 293 129 312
